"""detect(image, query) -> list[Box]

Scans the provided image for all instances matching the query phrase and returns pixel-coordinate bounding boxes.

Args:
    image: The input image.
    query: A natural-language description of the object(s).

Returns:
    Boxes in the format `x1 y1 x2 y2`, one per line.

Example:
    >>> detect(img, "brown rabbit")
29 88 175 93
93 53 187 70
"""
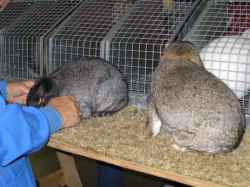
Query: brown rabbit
147 41 245 154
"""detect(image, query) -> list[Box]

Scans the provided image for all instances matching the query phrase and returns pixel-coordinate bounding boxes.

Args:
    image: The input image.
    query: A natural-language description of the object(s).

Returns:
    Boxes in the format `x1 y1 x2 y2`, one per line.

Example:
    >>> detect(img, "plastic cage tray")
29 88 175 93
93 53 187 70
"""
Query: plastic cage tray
48 0 136 73
106 0 199 107
1 0 82 80
183 0 250 120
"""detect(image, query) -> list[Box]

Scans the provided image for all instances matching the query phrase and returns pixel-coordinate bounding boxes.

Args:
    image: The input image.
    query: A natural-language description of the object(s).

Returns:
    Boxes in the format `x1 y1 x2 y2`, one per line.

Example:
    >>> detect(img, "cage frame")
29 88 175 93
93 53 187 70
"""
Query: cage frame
0 1 37 79
47 0 137 75
0 0 83 80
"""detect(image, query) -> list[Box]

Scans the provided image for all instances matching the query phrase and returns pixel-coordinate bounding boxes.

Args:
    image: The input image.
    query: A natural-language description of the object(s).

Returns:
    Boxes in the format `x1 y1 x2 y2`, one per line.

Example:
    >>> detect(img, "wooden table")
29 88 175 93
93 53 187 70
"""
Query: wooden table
47 107 250 187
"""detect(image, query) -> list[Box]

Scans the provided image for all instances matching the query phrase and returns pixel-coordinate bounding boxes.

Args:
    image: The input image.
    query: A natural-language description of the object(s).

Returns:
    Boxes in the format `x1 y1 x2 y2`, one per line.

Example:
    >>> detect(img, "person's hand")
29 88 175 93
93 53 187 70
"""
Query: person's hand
0 0 10 10
7 80 34 104
48 96 80 129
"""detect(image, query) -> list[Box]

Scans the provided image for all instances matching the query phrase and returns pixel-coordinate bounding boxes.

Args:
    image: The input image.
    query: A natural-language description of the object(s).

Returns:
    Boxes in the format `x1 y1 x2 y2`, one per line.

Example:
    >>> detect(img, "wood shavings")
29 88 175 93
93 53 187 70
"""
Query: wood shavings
50 106 250 187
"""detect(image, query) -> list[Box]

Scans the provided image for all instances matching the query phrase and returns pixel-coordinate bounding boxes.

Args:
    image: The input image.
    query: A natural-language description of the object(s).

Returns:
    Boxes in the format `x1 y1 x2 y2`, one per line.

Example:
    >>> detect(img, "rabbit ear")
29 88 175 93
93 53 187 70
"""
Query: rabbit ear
189 53 204 67
181 41 204 67
160 41 204 67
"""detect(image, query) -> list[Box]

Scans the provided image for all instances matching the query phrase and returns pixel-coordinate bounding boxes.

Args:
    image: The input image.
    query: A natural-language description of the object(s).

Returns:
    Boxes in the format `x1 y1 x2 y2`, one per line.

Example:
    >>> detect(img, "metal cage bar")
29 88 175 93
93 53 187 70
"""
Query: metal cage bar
0 1 35 79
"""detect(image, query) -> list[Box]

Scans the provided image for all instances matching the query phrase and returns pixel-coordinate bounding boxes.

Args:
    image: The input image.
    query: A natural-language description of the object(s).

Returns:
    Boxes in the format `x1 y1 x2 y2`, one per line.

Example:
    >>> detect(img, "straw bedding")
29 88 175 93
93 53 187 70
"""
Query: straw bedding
50 106 250 187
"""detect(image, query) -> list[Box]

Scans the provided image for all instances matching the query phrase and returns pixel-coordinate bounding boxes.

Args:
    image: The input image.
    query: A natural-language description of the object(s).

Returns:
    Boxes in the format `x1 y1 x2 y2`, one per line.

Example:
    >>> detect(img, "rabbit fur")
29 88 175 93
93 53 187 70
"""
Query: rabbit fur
147 41 245 154
27 57 128 118
199 32 250 99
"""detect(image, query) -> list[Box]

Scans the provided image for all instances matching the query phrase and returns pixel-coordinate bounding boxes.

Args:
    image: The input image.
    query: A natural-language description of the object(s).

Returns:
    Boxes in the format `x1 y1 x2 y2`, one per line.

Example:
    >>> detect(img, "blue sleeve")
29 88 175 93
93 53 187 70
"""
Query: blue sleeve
0 80 7 98
0 95 62 166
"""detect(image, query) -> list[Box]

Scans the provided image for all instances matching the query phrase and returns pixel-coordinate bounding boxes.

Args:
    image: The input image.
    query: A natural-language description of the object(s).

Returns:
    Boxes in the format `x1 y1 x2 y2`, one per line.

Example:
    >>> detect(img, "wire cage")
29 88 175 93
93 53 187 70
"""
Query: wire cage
105 0 200 107
182 0 250 123
0 1 36 79
0 0 82 80
0 1 34 31
48 0 136 74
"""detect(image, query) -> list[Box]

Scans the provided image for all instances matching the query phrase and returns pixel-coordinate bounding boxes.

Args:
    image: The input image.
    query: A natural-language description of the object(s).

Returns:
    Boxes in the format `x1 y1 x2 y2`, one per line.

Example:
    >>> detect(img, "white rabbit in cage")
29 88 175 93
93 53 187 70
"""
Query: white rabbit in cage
199 34 250 99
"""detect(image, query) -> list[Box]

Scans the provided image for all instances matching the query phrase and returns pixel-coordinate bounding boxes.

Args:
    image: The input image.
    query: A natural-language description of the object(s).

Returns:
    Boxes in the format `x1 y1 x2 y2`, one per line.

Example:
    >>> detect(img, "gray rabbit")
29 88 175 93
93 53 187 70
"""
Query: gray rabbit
27 57 128 118
147 41 245 154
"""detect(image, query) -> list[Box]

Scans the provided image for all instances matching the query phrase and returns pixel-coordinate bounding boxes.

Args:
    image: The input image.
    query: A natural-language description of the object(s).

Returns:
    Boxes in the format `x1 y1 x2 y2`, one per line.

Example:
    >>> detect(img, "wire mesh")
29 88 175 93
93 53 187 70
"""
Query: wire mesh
49 0 136 73
108 0 197 107
0 1 34 31
0 1 35 79
1 0 82 80
184 0 250 115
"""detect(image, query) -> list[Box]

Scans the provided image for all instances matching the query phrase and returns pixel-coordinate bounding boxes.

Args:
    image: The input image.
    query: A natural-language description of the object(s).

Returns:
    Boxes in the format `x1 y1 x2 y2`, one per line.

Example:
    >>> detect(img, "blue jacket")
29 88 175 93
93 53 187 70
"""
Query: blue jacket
0 80 62 187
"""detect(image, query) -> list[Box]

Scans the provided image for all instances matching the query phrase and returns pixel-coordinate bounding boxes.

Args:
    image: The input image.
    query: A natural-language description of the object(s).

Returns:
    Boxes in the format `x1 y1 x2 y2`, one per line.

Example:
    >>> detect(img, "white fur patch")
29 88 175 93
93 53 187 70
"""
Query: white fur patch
151 112 162 136
172 144 187 152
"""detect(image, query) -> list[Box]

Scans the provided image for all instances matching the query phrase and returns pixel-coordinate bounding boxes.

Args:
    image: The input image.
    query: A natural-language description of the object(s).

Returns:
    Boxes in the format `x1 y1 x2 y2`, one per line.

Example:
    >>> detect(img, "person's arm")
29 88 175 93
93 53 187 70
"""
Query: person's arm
0 80 7 98
0 80 80 166
0 95 62 166
0 79 61 166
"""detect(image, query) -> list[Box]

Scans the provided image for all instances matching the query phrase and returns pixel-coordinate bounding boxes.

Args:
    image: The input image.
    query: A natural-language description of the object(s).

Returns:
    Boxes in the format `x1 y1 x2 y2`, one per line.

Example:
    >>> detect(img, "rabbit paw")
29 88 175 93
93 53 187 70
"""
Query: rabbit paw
172 144 187 152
